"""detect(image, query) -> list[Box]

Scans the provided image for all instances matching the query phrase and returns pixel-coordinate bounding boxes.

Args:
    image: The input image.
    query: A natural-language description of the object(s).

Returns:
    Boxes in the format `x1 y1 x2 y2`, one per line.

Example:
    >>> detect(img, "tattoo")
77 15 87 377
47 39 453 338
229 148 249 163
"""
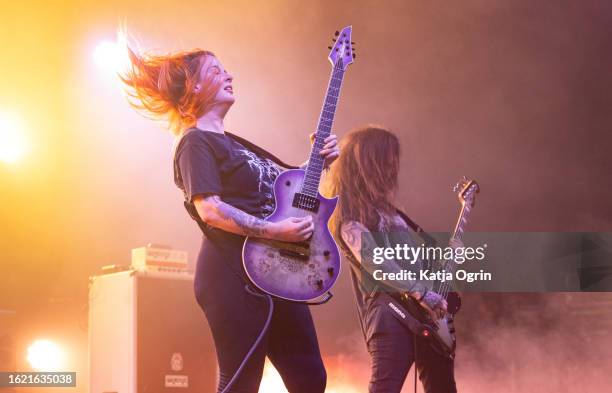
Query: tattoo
209 196 270 237
342 222 378 262
421 291 444 310
341 223 359 247
342 220 432 294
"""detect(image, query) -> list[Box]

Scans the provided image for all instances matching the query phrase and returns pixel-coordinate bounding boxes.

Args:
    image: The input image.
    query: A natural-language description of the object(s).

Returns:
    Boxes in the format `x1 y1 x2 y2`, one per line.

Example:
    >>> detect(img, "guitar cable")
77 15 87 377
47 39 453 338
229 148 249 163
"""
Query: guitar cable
219 284 274 393
414 332 418 393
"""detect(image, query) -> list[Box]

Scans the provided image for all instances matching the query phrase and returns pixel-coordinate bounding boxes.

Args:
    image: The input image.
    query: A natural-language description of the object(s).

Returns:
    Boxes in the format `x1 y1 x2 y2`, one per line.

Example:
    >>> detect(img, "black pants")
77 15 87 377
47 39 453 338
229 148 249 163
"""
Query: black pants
367 330 457 393
194 235 326 393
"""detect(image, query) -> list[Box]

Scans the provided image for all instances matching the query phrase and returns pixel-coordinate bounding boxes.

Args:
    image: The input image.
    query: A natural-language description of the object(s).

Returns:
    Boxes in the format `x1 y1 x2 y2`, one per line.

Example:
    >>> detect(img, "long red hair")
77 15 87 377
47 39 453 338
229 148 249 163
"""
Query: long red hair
324 125 401 236
120 46 224 135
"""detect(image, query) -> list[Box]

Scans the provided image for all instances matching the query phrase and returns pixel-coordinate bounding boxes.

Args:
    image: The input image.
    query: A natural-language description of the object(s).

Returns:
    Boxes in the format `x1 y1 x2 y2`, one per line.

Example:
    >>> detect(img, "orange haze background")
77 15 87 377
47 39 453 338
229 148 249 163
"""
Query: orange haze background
1 1 611 392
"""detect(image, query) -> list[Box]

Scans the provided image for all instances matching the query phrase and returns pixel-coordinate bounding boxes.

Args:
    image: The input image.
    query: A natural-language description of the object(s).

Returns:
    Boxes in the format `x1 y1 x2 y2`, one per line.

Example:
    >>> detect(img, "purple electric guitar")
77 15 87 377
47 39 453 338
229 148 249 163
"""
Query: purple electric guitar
242 26 355 302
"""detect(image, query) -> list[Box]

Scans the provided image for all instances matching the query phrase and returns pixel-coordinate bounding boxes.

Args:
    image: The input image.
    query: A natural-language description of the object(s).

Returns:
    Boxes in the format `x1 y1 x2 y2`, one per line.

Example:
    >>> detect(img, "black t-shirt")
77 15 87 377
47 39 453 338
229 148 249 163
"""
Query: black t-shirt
173 128 283 220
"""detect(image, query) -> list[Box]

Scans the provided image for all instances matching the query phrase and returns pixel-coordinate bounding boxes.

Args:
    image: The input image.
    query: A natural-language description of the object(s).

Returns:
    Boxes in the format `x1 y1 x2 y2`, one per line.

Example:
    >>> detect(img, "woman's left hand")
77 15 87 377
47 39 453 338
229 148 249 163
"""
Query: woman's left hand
310 132 340 168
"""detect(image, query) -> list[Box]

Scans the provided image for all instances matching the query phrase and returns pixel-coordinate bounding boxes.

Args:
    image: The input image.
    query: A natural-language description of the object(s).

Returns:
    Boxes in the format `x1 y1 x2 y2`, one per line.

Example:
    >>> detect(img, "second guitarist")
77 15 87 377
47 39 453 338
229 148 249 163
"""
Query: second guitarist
324 125 459 393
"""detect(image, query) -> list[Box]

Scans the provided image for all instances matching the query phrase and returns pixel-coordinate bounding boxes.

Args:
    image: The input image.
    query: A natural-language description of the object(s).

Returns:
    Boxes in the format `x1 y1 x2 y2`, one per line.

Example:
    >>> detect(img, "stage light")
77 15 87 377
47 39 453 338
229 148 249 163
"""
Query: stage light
259 361 288 393
93 38 130 75
0 112 27 164
26 339 64 371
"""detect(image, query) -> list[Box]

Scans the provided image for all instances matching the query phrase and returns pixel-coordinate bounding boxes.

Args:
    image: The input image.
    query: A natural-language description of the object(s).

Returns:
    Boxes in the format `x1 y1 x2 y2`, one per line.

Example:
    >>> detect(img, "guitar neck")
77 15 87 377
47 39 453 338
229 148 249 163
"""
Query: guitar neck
444 202 472 276
452 202 472 241
300 61 346 196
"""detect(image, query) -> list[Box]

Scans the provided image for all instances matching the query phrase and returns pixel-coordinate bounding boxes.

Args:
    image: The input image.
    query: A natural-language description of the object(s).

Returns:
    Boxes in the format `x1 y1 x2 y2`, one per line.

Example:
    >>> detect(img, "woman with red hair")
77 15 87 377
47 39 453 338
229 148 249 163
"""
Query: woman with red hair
121 47 338 393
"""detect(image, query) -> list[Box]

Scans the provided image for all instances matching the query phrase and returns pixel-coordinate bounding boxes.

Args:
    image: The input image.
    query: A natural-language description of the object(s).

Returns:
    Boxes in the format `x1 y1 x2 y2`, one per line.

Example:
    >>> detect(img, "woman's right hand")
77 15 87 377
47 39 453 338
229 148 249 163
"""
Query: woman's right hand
417 291 448 321
269 216 314 242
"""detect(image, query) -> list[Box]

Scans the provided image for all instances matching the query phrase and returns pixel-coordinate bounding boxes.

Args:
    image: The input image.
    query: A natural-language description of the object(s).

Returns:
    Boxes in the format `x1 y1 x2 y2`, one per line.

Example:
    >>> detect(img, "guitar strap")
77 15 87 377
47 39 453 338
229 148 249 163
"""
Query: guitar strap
225 131 300 170
395 208 437 247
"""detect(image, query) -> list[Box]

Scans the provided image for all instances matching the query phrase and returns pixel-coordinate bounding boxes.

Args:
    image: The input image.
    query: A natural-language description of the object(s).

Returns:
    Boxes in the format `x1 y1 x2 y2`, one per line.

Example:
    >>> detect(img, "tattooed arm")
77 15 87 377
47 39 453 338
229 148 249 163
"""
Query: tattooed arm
193 195 313 242
341 220 447 314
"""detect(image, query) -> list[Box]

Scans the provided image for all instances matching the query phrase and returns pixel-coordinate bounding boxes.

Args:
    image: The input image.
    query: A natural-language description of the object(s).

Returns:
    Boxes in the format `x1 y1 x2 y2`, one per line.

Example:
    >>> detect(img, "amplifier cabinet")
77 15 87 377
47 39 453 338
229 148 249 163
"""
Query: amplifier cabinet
88 270 217 392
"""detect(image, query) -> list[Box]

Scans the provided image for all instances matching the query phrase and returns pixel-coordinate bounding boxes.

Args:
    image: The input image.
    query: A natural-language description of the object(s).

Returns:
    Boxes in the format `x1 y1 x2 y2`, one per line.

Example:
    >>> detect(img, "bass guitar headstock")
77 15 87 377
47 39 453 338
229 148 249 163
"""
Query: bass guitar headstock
453 176 480 208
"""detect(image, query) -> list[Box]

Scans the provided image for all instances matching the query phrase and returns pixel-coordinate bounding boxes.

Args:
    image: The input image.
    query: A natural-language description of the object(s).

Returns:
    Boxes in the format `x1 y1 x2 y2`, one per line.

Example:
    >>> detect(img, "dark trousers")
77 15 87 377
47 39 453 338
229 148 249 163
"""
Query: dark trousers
194 236 326 393
368 331 457 393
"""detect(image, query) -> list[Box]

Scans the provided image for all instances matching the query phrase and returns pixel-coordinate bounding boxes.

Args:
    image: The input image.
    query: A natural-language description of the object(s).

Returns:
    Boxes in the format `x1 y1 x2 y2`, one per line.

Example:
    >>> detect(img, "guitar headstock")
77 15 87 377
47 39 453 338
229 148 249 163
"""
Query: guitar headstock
453 176 480 208
328 26 355 71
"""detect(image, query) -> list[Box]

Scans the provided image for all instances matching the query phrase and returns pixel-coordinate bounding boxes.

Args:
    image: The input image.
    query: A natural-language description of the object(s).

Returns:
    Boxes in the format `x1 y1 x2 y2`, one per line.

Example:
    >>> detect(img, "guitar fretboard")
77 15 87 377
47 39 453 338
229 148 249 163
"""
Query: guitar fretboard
437 199 474 298
453 202 472 242
301 60 346 197
443 201 473 278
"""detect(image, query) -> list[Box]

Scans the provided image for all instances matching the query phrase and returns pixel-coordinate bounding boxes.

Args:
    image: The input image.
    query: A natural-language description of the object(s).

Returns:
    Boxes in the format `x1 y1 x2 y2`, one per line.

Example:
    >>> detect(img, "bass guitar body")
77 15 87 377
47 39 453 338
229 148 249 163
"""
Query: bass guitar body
401 291 462 359
242 169 341 302
401 176 479 359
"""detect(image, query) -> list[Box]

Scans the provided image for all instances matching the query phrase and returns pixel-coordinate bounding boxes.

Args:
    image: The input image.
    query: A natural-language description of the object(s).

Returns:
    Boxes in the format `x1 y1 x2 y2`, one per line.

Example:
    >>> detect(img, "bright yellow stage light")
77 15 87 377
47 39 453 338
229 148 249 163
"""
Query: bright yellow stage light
93 38 130 75
0 112 27 164
26 339 65 371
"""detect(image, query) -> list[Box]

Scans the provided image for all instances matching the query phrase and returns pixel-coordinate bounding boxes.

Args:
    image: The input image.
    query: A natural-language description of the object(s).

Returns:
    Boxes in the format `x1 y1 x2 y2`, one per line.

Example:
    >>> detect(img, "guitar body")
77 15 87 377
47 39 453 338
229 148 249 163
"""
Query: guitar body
402 292 461 359
242 169 341 302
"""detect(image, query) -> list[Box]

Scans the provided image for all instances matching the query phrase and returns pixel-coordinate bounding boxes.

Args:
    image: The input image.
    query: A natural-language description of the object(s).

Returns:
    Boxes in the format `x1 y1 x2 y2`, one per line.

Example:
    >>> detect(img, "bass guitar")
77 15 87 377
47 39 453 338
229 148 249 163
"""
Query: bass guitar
242 26 355 302
400 176 480 359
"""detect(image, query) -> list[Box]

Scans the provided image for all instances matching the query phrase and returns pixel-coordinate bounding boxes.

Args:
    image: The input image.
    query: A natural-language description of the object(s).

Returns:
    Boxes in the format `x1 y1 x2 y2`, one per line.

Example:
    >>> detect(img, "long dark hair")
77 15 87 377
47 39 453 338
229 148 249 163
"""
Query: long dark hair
324 125 400 238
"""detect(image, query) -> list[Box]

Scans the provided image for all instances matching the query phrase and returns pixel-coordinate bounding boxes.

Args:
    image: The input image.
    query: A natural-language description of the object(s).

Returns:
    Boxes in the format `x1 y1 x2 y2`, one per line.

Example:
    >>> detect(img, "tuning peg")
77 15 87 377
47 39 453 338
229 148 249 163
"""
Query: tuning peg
335 31 340 36
328 46 332 50
352 54 356 59
351 42 355 44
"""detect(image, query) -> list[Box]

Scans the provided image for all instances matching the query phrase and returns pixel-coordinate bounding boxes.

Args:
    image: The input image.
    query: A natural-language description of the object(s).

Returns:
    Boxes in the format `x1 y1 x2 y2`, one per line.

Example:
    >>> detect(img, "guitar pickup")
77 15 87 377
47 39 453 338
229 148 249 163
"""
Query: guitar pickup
292 193 320 213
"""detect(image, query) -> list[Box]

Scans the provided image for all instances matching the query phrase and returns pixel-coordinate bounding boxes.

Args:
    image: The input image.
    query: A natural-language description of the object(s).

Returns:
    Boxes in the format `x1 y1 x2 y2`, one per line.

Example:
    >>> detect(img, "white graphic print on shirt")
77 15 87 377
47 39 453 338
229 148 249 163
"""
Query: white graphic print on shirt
236 147 282 216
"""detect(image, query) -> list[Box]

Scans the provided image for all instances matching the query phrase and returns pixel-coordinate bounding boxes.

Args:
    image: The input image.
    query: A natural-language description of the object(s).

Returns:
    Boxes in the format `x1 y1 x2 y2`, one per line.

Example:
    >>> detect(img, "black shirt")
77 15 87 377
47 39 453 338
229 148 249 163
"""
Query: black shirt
173 128 283 219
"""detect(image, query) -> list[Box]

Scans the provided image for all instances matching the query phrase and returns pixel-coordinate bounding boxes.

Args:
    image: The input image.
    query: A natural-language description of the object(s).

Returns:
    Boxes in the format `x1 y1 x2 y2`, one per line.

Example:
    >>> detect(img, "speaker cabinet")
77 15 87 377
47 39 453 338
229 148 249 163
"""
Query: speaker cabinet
89 270 217 392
